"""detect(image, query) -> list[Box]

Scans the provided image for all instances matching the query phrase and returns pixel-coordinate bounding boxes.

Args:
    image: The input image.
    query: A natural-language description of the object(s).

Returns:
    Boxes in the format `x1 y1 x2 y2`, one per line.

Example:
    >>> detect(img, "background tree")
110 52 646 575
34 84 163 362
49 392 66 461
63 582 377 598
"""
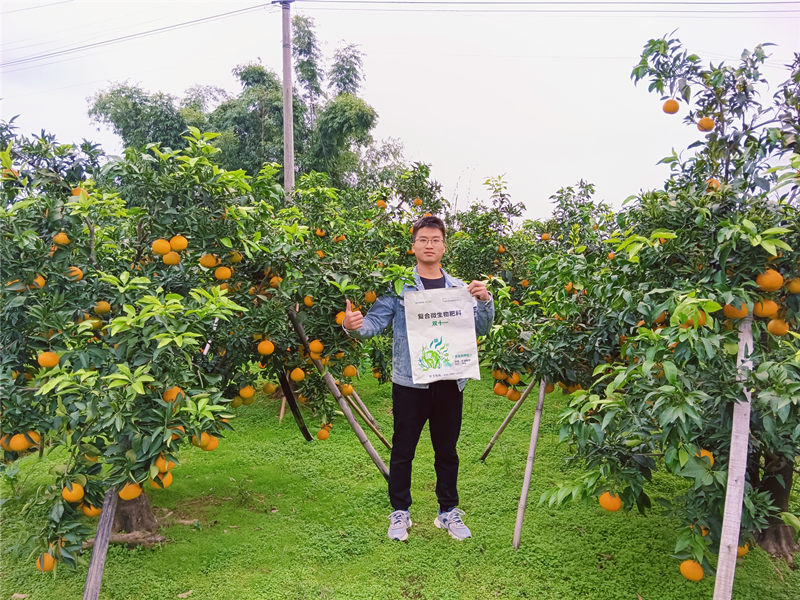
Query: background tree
328 43 365 97
292 15 324 125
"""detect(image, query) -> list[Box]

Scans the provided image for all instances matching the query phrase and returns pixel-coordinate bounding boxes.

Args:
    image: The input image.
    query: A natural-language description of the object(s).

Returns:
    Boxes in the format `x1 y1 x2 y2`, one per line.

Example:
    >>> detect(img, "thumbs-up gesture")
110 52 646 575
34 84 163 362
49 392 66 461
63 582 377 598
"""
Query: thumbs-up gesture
343 299 363 331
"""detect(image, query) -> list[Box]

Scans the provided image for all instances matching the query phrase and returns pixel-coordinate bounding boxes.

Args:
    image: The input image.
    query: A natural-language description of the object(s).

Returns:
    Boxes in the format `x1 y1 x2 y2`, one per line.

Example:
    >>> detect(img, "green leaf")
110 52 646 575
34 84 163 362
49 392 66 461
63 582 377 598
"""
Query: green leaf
220 237 233 248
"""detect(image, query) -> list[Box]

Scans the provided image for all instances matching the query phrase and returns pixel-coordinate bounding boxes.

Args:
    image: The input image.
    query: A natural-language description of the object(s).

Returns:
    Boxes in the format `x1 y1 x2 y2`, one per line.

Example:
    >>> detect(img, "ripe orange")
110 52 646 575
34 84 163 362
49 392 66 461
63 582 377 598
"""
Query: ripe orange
364 291 377 303
506 388 521 402
239 385 255 399
336 311 346 325
149 471 173 489
30 274 46 289
81 503 102 517
170 425 185 440
767 319 790 336
541 233 551 241
753 300 778 318
498 245 505 254
290 368 305 382
262 382 276 394
304 295 314 307
66 266 83 281
0 435 12 451
118 482 142 501
376 200 387 209
9 433 31 452
343 365 357 378
257 340 275 355
215 266 232 280
269 276 283 288
786 278 800 294
506 372 521 385
36 552 56 572
493 382 509 396
697 449 714 467
662 99 679 114
53 231 70 245
737 544 749 557
680 559 704 581
192 432 211 448
598 491 621 512
199 254 218 268
61 482 85 503
309 340 324 354
155 454 176 472
203 435 219 451
71 186 84 195
37 351 60 368
152 239 171 255
228 251 243 263
317 429 330 440
315 228 325 237
545 382 555 394
492 369 507 381
316 250 325 258
94 301 111 315
341 383 354 396
163 386 185 404
723 303 748 319
169 235 188 251
706 178 721 191
607 252 615 260
756 269 783 292
697 117 715 132
162 251 180 265
680 311 707 329
413 198 422 206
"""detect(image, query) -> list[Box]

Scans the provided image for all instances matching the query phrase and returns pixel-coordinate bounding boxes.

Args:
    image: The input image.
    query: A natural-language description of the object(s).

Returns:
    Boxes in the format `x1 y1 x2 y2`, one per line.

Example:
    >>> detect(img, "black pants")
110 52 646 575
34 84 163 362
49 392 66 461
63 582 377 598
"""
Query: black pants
389 380 463 512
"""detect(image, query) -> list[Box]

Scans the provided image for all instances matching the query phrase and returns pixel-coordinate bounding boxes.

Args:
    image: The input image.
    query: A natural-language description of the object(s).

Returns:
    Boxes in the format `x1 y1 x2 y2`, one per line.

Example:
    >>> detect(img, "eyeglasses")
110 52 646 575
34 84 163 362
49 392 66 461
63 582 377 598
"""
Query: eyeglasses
414 237 444 246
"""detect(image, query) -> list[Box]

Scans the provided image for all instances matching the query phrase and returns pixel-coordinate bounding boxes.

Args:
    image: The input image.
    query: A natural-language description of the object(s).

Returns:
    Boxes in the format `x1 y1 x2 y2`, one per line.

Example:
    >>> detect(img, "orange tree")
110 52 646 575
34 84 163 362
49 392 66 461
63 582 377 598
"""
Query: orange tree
506 38 800 579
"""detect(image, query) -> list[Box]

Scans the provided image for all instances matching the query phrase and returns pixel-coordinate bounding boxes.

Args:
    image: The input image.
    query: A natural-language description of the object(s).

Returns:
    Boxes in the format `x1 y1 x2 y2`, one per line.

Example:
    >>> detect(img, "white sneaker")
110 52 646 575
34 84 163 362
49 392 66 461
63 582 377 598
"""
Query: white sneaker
387 509 412 541
434 508 472 540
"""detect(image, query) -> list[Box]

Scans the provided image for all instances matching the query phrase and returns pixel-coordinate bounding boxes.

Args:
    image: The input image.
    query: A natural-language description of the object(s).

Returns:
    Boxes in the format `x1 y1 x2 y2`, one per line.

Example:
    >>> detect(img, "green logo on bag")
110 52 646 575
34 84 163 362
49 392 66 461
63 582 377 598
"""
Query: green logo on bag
419 337 451 371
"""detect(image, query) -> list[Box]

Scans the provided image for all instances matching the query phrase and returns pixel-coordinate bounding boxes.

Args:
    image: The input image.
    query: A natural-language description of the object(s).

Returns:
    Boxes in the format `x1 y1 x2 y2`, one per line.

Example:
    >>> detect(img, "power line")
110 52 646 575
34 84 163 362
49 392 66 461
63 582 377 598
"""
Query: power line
295 1 800 4
2 0 73 14
1 3 273 69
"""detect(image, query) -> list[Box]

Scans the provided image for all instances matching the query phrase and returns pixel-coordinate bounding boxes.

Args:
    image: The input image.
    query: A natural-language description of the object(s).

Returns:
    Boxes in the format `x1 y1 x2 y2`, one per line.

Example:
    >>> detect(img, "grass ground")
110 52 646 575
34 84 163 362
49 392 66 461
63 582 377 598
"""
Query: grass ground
1 368 798 600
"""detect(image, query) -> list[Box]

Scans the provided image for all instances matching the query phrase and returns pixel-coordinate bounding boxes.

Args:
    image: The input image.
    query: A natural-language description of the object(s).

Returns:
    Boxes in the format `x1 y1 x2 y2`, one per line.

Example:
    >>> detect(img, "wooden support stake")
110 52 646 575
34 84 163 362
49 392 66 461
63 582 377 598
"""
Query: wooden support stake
713 315 754 600
346 395 392 451
83 486 119 600
512 380 547 550
286 310 389 480
480 379 538 461
351 389 379 430
278 372 313 442
279 397 286 423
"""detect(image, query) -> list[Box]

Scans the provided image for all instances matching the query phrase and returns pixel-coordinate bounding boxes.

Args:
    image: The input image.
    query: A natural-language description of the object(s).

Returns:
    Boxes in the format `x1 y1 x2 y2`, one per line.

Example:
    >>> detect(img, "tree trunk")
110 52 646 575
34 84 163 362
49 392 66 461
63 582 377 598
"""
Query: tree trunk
755 456 798 563
102 493 165 548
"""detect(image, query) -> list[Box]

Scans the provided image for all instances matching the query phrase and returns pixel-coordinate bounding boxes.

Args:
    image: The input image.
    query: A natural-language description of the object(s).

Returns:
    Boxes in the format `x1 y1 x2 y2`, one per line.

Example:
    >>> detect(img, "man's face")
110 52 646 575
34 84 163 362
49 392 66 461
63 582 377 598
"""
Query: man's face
413 226 446 266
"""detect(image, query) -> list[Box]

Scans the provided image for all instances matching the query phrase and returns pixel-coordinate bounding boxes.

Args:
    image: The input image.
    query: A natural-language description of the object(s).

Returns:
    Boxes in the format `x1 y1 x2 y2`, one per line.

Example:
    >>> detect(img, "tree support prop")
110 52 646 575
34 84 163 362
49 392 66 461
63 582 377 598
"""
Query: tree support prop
83 486 119 600
713 316 754 600
346 394 392 451
480 379 538 461
351 389 380 431
512 380 547 550
278 372 313 442
287 310 389 481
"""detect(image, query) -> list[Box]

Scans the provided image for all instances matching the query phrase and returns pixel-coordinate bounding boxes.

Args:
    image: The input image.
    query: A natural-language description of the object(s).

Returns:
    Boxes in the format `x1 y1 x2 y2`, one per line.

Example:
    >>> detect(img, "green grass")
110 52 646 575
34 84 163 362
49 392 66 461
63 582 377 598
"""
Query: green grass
2 369 798 599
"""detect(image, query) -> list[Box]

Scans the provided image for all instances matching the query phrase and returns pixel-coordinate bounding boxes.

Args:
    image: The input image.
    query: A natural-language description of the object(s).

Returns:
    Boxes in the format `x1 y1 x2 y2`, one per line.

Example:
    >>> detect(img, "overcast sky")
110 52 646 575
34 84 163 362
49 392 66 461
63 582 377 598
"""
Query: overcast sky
2 1 798 221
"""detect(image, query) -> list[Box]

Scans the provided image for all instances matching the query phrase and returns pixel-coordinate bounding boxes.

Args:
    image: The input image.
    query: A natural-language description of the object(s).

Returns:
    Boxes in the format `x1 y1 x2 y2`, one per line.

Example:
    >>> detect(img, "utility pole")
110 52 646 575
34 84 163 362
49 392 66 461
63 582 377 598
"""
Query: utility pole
279 0 295 195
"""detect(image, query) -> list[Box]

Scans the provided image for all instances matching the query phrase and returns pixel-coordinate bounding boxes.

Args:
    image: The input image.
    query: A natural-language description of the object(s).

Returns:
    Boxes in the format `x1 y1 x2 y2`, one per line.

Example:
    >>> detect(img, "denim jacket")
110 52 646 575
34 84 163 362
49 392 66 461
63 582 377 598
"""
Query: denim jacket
344 266 495 391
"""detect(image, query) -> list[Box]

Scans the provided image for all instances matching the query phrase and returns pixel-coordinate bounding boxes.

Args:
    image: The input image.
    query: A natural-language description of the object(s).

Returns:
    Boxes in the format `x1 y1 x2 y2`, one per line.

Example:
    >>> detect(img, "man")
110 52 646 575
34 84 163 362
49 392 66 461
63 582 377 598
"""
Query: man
342 215 494 541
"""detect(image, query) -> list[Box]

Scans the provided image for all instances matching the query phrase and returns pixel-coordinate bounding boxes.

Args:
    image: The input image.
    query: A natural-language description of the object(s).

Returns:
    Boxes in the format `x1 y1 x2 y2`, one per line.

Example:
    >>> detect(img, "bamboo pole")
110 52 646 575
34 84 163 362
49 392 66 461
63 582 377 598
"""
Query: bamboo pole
351 389 379 430
480 379 538 461
512 380 547 550
286 310 389 480
278 372 313 442
346 395 392 451
83 486 119 600
278 397 286 423
713 315 754 600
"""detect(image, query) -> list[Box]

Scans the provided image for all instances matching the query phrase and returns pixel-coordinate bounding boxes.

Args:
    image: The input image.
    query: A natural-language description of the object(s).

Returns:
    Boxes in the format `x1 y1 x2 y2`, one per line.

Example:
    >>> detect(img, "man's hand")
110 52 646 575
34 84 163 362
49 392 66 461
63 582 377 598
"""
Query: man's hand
343 299 363 331
467 280 491 301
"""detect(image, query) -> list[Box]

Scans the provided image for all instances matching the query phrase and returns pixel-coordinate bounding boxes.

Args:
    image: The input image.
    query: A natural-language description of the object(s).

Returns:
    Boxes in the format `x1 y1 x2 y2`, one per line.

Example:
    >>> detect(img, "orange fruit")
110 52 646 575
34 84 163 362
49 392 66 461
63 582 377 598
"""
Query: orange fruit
0 435 12 451
767 319 790 336
163 386 185 404
317 429 330 440
230 396 243 408
567 384 582 393
493 382 509 396
61 482 85 503
94 301 111 315
30 274 46 289
309 339 324 354
303 295 314 307
169 235 188 251
258 340 275 355
262 382 276 394
723 303 748 319
170 425 185 440
228 251 243 263
316 250 325 258
155 454 176 473
506 388 521 402
336 311 346 325
498 245 505 254
9 434 30 452
152 239 171 255
199 254 218 268
680 559 704 581
756 269 783 292
71 186 84 195
341 383 354 396
680 311 707 329
607 252 615 260
541 233 551 241
662 99 679 114
697 117 715 132
492 369 507 381
26 431 40 446
239 385 255 399
373 371 381 379
269 276 282 288
315 228 325 237
706 178 721 191
364 291 377 303
81 503 102 517
376 200 387 209
36 552 56 572
545 382 555 394
37 351 59 368
53 231 70 245
598 491 621 512
786 278 800 294
697 449 714 467
149 471 173 489
737 544 749 557
753 300 778 318
118 482 142 501
192 432 211 448
343 365 357 378
215 266 232 280
162 251 180 265
506 372 521 385
66 266 83 281
290 368 305 382
520 279 530 287
202 435 219 451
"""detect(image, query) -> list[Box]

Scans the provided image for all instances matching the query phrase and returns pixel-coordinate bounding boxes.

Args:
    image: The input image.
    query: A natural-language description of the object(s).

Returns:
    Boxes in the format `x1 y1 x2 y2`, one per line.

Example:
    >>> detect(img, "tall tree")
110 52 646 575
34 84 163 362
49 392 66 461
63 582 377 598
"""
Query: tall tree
292 15 324 123
328 43 365 96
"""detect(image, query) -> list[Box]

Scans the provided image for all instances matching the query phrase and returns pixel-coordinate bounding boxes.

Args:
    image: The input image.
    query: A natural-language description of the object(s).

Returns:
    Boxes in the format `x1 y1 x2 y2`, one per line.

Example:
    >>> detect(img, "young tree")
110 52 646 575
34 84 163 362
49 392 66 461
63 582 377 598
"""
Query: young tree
328 43 365 96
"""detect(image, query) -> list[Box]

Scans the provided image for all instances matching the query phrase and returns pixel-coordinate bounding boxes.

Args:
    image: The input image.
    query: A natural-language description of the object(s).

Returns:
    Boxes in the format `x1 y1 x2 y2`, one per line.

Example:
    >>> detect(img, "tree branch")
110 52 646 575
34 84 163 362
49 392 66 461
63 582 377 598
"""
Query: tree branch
84 217 97 266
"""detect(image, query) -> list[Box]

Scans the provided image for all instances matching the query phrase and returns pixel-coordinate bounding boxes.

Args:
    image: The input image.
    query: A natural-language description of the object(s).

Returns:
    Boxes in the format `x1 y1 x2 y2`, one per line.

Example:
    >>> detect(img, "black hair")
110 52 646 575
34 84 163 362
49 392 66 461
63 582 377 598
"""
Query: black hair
412 215 446 242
